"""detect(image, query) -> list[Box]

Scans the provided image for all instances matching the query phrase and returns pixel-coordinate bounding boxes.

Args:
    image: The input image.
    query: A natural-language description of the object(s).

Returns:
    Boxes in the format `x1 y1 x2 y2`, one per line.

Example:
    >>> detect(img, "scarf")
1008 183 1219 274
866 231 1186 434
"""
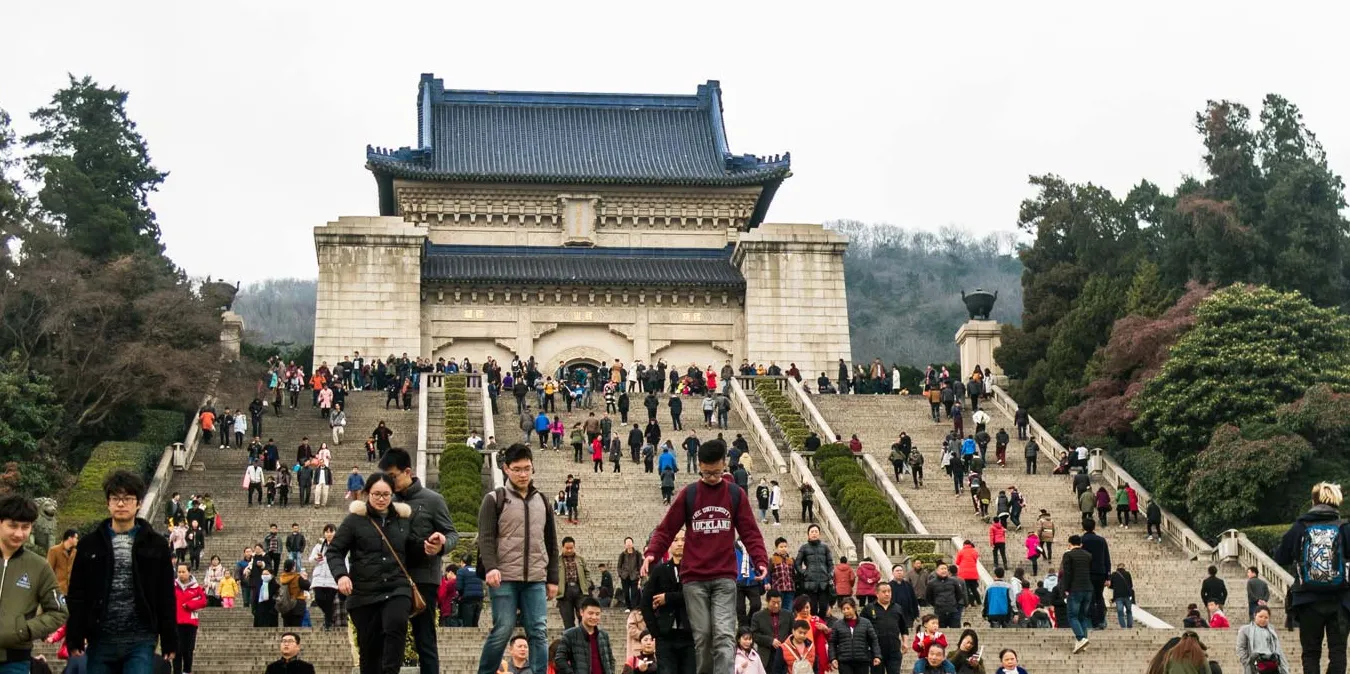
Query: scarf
259 574 272 601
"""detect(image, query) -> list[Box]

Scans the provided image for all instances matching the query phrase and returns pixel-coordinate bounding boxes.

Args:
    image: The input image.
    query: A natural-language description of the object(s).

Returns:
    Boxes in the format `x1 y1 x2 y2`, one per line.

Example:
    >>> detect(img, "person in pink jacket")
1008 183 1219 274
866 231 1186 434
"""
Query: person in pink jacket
833 556 857 605
855 557 882 604
1024 532 1042 575
954 541 981 606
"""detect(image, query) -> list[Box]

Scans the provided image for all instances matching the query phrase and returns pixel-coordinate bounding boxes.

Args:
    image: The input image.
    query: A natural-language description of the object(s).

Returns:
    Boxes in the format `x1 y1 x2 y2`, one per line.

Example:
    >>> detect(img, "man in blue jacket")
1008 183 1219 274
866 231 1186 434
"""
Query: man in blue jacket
982 567 1017 628
658 446 678 474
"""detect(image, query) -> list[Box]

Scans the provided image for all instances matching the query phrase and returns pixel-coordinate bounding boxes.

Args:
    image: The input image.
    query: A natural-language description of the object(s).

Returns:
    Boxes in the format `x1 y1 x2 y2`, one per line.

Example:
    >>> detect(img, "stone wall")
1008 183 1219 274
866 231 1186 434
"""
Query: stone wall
735 223 851 379
313 216 425 369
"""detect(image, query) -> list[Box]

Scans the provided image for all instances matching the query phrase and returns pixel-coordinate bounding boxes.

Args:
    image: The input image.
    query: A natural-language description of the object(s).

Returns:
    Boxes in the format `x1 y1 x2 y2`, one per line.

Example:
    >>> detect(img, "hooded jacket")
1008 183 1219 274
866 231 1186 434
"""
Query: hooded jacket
645 476 767 584
325 500 424 610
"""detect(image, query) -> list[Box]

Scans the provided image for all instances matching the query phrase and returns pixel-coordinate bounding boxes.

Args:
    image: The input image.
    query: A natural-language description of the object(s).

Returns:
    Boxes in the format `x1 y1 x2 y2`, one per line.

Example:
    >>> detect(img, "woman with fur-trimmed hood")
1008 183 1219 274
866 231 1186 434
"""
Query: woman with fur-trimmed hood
327 473 431 674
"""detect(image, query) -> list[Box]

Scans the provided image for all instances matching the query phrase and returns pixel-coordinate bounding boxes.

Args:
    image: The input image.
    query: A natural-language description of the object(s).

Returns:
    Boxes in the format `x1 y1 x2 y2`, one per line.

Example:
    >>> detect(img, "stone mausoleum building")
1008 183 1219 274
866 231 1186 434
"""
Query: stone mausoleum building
314 74 851 377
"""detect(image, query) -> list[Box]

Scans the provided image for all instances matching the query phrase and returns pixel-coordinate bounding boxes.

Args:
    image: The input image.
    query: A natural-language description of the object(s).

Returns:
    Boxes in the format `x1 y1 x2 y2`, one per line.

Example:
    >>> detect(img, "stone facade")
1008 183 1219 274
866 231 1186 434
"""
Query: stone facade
313 216 424 367
955 319 1003 380
736 224 852 379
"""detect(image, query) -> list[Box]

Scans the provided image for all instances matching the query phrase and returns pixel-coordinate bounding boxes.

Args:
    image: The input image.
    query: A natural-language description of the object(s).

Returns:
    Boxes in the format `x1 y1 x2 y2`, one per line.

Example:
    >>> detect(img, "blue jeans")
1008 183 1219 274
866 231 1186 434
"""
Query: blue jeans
478 581 548 674
1067 591 1092 641
1115 598 1133 628
87 638 158 674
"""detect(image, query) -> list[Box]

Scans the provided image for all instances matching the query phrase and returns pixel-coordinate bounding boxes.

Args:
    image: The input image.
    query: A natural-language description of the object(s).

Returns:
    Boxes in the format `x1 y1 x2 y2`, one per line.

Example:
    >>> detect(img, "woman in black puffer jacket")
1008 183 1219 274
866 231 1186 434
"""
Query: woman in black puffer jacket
328 473 428 674
828 597 880 674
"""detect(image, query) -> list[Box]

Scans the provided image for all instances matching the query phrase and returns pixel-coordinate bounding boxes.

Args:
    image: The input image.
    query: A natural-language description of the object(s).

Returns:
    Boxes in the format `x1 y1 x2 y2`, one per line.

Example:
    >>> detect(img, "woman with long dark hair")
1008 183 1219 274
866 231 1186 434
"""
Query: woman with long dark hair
1162 632 1216 674
327 473 428 674
309 523 341 630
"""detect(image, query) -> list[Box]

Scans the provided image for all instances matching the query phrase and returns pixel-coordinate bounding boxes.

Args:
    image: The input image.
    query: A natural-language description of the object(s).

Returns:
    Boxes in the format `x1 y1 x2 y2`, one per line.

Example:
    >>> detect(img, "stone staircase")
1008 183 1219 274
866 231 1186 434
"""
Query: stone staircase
490 395 815 583
809 393 1270 627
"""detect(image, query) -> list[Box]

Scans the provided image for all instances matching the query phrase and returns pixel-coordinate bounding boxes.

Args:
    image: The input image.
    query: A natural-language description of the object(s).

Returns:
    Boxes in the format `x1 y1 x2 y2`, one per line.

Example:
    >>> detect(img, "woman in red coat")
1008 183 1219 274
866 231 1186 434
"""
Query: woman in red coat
954 541 981 606
174 562 208 674
791 595 833 673
855 558 882 604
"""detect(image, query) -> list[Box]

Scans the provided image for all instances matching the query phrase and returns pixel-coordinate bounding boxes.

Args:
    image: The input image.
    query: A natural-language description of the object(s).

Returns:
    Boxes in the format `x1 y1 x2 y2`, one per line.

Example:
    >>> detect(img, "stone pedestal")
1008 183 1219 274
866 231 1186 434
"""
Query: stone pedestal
313 216 426 369
735 223 851 378
955 320 1002 380
220 311 245 360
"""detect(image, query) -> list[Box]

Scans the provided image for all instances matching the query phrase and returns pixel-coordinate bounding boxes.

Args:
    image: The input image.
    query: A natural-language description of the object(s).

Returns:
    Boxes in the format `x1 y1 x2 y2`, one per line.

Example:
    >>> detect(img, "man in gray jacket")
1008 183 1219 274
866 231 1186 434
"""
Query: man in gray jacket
477 443 560 674
380 449 456 674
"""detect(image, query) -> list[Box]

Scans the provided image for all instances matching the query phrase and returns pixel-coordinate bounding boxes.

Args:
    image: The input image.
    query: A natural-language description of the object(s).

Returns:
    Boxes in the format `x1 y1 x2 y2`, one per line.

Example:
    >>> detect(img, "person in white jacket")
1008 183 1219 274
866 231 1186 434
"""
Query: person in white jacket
246 461 264 506
768 481 783 525
233 413 247 450
308 524 344 630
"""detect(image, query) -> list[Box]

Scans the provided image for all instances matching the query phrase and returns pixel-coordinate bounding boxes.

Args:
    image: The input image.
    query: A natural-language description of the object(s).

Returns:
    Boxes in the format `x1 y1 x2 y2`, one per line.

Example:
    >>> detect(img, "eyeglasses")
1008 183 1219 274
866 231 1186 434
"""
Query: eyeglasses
368 491 393 500
108 496 138 505
505 466 533 475
698 469 724 478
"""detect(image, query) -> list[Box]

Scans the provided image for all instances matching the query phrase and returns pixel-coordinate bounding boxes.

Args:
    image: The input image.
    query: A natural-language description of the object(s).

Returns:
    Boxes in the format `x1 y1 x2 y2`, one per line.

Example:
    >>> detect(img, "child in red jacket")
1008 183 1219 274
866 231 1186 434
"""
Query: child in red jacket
175 563 208 674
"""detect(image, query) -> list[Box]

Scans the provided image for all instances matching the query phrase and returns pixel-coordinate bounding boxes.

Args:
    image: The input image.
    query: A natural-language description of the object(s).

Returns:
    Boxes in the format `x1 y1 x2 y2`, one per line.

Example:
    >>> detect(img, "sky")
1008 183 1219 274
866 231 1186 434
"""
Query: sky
3 1 1348 284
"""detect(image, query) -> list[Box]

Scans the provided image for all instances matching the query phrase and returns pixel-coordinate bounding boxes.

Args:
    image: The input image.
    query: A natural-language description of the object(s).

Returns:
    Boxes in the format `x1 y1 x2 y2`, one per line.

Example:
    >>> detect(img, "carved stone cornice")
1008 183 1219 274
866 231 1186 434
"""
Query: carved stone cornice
422 282 743 308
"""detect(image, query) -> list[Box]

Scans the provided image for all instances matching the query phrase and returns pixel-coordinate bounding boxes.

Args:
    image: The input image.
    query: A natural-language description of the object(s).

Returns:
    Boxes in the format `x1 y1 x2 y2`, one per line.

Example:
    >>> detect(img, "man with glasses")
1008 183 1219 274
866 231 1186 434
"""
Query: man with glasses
264 632 315 674
66 470 178 673
476 443 559 674
379 448 455 674
643 439 767 674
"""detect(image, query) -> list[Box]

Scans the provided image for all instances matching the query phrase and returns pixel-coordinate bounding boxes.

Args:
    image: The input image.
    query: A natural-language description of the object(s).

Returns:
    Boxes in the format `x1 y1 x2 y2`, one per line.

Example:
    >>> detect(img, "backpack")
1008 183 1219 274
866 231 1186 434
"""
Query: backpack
275 584 297 615
1042 572 1058 593
476 487 548 580
1299 520 1349 591
681 482 743 533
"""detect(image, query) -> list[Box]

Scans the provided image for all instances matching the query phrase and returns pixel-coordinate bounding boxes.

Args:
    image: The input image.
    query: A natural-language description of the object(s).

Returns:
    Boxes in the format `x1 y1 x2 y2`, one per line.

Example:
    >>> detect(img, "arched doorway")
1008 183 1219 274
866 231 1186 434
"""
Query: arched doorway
547 345 617 390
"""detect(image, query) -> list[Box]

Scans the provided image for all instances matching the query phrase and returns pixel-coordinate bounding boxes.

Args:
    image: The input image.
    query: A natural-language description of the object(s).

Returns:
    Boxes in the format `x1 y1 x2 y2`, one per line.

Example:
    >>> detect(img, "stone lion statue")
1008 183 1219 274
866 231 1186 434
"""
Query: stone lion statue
28 497 58 553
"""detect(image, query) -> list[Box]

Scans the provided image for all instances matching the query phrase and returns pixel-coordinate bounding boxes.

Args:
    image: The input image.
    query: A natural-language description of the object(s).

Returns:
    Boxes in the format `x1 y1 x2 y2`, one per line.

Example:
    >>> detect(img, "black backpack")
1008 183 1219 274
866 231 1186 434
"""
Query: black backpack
681 482 743 532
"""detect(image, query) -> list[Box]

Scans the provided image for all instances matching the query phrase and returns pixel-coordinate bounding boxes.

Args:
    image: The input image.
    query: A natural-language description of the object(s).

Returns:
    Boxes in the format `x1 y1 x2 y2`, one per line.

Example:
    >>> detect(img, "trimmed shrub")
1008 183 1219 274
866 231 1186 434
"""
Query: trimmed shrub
135 409 187 447
439 375 485 526
1239 524 1289 555
60 441 160 534
902 539 938 555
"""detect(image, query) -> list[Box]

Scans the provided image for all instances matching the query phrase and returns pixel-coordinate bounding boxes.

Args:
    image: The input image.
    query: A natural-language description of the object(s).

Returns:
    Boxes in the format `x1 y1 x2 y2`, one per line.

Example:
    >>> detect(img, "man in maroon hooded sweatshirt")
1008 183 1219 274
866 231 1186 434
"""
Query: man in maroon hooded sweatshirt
643 438 768 674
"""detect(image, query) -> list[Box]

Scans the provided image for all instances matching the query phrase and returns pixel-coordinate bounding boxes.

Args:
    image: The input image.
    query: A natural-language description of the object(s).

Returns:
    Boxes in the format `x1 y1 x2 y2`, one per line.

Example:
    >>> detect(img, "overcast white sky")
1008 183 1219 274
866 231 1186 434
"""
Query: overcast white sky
3 1 1347 284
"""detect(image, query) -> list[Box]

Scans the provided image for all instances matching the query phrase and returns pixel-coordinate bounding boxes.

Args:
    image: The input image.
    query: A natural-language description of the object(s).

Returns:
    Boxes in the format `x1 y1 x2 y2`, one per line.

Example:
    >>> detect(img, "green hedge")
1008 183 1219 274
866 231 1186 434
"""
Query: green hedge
60 441 161 534
814 443 905 535
1240 525 1290 556
439 375 484 533
756 382 812 450
135 409 186 447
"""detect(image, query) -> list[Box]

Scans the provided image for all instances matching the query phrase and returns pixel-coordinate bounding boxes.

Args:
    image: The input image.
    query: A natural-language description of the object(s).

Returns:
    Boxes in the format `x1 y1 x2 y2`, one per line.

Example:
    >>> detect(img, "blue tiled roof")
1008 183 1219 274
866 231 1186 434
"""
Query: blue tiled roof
422 244 744 289
368 75 791 191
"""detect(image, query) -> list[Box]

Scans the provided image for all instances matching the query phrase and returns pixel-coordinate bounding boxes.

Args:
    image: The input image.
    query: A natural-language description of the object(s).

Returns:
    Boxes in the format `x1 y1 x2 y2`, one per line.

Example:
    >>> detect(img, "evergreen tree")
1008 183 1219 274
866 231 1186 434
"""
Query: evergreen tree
23 75 168 262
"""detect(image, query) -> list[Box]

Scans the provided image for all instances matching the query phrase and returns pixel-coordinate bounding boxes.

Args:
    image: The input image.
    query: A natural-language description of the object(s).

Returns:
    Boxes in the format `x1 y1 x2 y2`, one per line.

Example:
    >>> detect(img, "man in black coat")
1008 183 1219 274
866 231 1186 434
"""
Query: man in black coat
1080 519 1112 630
644 392 660 422
66 470 178 667
1200 565 1228 608
669 394 683 431
641 530 694 674
861 583 907 674
380 449 454 674
887 564 920 631
628 425 644 463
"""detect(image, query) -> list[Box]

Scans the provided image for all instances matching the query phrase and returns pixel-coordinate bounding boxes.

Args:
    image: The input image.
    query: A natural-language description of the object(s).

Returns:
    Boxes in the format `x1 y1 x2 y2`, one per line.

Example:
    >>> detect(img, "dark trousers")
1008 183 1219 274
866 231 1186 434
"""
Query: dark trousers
282 601 306 627
410 584 440 674
656 631 696 674
350 595 412 674
1041 542 1054 561
671 413 682 430
172 624 196 674
992 543 1007 568
965 580 980 605
1026 455 1037 474
248 483 262 505
938 609 962 629
267 552 281 572
1298 599 1350 674
314 587 338 628
622 578 640 611
559 594 582 628
1017 424 1027 440
930 403 940 421
252 414 263 436
912 466 923 487
802 502 814 523
872 651 903 674
1090 574 1108 628
459 597 483 627
838 662 871 674
737 584 762 627
806 590 830 618
892 461 903 481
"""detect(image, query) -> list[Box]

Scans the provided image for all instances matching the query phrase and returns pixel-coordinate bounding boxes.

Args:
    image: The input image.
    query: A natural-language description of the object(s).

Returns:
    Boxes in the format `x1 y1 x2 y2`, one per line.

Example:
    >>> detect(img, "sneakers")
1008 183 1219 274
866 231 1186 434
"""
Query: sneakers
1072 638 1089 653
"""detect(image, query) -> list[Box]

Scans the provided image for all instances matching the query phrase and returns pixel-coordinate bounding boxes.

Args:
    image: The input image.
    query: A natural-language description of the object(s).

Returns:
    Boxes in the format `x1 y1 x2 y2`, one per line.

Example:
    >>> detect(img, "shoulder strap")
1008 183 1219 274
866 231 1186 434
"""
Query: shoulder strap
367 515 418 592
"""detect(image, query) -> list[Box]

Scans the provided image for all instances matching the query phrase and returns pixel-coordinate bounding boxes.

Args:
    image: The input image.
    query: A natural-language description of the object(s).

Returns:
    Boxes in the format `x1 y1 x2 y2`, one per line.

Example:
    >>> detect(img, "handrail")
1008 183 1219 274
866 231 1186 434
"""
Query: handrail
1221 529 1294 605
988 384 1216 561
729 378 787 473
416 377 431 481
140 388 214 522
785 377 837 442
788 452 856 560
464 374 502 490
862 534 896 577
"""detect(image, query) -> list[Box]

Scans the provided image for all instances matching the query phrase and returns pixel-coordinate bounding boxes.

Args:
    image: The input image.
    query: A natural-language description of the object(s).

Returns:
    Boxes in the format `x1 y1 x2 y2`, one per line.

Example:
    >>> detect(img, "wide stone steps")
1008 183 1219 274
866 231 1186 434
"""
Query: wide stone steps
492 397 813 575
810 394 1271 627
32 618 1313 674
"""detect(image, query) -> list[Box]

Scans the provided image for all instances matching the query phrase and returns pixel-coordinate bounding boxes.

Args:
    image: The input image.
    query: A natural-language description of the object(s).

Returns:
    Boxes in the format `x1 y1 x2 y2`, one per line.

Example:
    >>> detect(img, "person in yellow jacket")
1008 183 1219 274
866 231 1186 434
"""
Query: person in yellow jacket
218 575 240 608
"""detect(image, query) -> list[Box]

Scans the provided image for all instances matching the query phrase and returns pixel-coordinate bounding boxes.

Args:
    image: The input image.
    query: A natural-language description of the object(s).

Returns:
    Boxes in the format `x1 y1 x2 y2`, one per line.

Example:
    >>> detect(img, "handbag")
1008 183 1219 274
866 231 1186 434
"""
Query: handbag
369 516 428 617
1252 654 1280 673
215 514 224 531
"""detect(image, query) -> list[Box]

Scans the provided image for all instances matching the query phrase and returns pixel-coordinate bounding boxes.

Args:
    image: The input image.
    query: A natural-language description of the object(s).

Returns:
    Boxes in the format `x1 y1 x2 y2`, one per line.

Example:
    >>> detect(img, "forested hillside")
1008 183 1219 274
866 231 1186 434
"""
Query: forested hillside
829 220 1023 366
233 278 318 345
